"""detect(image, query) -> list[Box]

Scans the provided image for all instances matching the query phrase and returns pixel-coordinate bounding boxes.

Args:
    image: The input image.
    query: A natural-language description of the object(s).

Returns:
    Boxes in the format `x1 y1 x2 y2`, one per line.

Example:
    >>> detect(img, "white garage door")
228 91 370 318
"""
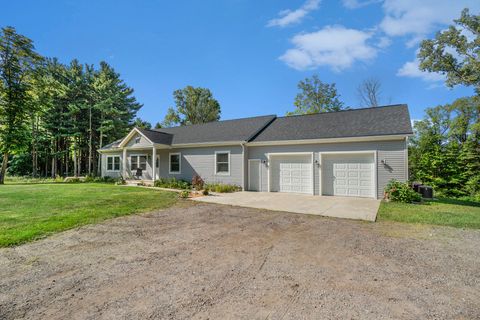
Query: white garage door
323 154 375 198
271 155 312 194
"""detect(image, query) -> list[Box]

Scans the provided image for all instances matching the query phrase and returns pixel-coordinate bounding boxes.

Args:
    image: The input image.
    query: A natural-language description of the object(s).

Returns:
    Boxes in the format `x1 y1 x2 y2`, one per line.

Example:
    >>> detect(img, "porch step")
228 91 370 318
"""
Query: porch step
125 179 154 187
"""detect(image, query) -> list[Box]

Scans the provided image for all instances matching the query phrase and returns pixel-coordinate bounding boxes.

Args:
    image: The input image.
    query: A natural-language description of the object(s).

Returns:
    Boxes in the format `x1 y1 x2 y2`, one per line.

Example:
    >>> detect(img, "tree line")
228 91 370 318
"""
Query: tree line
0 26 142 182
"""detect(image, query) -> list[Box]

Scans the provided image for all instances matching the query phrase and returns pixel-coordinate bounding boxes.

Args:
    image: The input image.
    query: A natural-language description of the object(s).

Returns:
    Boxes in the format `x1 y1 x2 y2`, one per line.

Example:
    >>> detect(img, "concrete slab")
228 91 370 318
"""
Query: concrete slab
193 191 380 221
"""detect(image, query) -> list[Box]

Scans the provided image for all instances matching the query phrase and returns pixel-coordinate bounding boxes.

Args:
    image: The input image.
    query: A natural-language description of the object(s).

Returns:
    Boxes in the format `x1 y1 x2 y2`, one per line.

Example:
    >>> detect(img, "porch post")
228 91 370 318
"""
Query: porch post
152 146 157 182
122 147 127 179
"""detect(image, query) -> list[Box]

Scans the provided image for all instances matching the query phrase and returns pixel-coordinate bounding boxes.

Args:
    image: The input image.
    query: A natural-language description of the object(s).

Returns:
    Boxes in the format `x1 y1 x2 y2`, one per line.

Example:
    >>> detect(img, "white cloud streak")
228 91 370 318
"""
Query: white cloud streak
279 25 377 71
380 0 480 47
267 0 321 28
342 0 381 9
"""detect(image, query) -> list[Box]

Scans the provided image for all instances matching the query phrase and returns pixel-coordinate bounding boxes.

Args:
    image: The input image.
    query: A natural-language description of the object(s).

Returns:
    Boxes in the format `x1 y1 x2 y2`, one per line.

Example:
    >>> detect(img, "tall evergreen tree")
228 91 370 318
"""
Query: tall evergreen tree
0 26 42 184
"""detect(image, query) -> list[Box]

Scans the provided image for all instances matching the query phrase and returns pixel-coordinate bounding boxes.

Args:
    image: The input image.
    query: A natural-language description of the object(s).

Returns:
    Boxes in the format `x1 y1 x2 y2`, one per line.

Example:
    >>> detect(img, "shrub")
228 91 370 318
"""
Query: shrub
202 189 209 196
384 179 421 203
154 177 191 190
115 177 126 185
179 190 190 198
84 175 95 183
205 183 241 193
192 174 205 191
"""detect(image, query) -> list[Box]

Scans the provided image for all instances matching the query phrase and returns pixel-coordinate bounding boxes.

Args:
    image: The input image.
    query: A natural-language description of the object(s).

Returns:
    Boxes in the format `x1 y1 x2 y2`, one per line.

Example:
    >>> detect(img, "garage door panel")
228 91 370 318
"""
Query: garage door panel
272 155 312 194
323 154 374 198
348 179 359 186
348 171 359 178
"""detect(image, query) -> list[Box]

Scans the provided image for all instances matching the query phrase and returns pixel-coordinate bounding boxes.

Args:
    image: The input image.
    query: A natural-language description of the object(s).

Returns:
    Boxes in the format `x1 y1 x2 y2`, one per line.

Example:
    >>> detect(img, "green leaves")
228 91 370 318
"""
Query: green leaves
287 74 344 115
418 8 480 93
0 26 42 183
163 86 220 127
409 96 480 198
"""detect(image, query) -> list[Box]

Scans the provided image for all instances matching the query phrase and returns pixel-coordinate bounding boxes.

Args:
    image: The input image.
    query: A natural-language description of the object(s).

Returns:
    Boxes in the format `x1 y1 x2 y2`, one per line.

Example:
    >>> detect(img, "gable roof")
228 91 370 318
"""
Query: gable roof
249 104 412 142
99 104 412 151
153 115 276 145
137 128 173 145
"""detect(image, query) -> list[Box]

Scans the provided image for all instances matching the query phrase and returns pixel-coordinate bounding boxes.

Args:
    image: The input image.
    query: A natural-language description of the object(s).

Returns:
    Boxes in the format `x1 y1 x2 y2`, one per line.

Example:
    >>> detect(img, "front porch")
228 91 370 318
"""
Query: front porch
121 147 160 181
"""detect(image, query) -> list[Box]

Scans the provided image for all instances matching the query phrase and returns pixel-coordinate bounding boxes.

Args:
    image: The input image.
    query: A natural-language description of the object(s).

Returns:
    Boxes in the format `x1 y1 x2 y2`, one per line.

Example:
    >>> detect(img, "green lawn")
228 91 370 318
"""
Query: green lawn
378 198 480 229
0 183 178 247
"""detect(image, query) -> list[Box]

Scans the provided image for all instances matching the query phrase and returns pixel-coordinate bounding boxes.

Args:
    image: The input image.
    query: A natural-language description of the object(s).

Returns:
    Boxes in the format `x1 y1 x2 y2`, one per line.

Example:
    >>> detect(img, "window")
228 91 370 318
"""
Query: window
107 156 120 171
215 151 230 175
169 153 181 174
131 155 147 170
134 136 141 144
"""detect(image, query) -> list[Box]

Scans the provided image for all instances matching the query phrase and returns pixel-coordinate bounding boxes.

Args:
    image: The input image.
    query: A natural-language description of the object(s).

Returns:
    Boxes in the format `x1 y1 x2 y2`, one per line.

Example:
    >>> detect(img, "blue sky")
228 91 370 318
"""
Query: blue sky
2 0 478 124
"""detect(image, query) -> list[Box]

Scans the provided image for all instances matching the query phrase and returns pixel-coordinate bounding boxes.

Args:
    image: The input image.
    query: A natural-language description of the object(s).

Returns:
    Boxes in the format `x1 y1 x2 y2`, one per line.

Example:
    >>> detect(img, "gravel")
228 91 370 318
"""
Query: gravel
0 201 479 319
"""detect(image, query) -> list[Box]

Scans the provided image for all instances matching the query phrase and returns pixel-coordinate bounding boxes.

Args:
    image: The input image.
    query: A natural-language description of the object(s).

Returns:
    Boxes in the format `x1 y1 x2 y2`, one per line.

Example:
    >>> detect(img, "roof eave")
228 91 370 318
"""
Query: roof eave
246 133 412 146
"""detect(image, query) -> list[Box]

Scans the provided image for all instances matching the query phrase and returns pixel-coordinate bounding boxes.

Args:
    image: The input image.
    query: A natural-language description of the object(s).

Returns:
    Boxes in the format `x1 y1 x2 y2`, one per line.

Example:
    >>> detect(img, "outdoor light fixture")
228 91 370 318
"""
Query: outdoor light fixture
381 159 387 165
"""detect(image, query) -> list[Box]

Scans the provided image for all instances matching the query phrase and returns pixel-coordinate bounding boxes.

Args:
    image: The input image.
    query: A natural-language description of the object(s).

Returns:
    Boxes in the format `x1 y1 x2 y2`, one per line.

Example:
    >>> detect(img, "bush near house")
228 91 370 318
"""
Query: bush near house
205 183 241 193
384 179 422 203
154 177 191 190
191 175 204 191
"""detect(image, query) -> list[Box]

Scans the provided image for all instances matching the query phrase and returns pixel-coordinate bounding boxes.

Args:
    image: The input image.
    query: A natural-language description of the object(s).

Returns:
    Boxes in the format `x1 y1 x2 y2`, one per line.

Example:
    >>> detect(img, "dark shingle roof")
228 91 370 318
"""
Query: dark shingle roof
154 115 276 144
137 128 173 145
99 139 122 150
99 105 412 150
250 104 412 142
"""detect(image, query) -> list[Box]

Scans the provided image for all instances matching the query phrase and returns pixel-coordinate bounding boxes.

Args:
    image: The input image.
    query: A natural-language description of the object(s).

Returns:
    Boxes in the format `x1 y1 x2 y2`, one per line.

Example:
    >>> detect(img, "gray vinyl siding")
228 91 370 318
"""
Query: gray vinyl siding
157 145 243 187
246 139 407 199
125 133 152 148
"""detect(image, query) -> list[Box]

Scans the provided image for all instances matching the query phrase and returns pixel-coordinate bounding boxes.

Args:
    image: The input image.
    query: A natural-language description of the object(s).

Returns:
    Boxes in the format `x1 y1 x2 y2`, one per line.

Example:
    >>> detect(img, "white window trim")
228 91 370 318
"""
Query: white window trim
130 154 147 171
214 151 230 176
169 152 181 174
106 155 121 172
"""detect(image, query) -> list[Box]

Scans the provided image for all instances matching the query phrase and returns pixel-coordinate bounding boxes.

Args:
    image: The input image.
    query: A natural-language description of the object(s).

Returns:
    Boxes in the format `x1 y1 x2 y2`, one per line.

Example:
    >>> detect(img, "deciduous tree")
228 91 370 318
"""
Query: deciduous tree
287 75 344 115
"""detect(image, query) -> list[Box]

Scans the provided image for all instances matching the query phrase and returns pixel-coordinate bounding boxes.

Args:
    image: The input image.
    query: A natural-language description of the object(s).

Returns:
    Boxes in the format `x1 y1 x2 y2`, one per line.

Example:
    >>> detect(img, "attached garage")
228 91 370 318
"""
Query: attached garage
321 153 376 198
269 154 313 194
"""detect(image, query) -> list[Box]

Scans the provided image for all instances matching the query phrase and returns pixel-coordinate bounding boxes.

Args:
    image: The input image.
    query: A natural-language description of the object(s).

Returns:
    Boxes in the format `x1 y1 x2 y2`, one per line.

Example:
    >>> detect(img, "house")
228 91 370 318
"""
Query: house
98 104 413 199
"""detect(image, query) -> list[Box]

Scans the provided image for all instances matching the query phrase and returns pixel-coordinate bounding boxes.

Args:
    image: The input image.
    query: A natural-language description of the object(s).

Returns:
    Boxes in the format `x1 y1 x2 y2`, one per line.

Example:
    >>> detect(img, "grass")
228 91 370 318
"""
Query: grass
378 197 480 229
0 183 178 247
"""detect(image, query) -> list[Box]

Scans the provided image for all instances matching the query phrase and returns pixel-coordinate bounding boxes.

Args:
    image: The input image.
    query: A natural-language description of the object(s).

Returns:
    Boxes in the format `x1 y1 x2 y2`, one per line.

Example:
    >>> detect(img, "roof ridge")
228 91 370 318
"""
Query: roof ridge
153 114 277 131
276 104 407 119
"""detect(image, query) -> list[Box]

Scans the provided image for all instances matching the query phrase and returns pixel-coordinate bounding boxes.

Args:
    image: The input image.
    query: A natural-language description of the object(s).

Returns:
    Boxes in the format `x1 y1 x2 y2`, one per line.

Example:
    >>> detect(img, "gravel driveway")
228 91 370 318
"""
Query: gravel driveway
1 202 479 319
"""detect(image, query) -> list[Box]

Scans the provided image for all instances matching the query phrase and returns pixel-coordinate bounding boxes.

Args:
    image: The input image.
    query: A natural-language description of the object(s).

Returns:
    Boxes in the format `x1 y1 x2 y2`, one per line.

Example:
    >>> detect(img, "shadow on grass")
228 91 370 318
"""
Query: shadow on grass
429 197 480 208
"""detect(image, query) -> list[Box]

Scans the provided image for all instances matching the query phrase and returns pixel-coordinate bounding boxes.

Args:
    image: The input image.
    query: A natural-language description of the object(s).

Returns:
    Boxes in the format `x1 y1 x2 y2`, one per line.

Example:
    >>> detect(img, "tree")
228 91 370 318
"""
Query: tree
287 75 344 115
163 86 220 127
357 77 382 107
133 117 151 129
0 26 42 184
154 122 162 129
418 8 480 93
409 96 480 198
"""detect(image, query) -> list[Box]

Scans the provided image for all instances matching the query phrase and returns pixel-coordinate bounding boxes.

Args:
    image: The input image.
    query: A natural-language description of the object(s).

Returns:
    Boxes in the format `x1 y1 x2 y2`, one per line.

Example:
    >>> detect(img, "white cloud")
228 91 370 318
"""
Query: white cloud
397 57 445 82
376 36 392 49
279 25 377 71
342 0 381 9
267 0 321 28
380 0 480 47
